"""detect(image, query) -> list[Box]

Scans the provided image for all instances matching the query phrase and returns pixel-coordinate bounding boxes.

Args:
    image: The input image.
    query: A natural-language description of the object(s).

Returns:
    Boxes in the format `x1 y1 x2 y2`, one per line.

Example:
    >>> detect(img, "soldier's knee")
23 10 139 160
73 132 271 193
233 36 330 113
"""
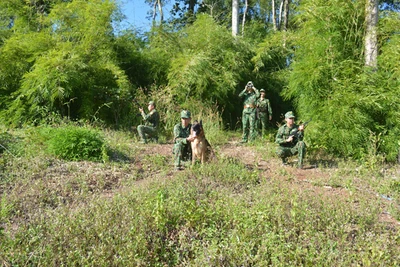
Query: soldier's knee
276 149 284 157
297 141 305 148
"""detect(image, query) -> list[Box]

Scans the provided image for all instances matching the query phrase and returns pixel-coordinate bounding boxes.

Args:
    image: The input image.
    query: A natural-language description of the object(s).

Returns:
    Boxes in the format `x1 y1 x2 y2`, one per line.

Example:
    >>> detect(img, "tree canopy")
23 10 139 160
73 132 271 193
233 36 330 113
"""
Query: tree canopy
0 0 399 161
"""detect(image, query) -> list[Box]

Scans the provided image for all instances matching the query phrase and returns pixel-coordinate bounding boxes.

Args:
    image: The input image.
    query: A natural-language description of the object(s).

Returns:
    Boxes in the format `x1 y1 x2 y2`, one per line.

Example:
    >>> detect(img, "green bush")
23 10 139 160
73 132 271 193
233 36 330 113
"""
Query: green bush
45 126 108 161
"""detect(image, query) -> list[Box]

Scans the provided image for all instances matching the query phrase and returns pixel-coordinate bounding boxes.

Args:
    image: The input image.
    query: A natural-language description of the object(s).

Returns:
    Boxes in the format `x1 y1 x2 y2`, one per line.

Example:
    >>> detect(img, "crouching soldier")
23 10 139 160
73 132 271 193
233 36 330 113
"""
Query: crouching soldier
137 101 160 144
173 110 194 170
275 111 306 169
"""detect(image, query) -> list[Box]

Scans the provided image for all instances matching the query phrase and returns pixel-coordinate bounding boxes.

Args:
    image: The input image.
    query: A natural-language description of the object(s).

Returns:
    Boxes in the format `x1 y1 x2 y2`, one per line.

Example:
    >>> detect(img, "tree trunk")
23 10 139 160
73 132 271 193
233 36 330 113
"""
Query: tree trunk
282 0 289 31
152 1 157 21
151 0 163 23
278 0 283 30
365 0 378 69
232 0 239 36
157 0 163 22
188 0 196 14
242 0 248 35
272 0 277 31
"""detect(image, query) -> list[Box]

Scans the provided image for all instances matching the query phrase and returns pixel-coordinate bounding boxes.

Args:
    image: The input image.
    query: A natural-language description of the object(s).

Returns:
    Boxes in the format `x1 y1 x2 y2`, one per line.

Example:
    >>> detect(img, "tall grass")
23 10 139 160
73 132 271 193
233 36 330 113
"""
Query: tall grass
0 125 399 266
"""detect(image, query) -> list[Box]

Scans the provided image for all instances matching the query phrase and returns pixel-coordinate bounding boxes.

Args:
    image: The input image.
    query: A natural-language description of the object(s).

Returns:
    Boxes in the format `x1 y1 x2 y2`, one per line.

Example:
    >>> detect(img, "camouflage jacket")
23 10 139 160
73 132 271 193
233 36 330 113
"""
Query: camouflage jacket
239 87 260 112
256 98 272 116
173 123 192 144
275 123 304 147
141 109 159 128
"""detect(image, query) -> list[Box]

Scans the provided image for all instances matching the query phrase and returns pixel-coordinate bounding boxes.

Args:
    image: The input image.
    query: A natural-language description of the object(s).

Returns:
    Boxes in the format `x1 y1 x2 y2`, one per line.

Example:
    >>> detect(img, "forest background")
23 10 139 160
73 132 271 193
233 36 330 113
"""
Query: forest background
1 0 400 162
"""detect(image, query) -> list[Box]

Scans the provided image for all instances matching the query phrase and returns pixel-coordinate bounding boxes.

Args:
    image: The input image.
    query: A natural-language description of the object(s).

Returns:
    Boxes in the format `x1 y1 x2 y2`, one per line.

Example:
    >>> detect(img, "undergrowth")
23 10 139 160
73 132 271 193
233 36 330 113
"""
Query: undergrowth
0 125 399 266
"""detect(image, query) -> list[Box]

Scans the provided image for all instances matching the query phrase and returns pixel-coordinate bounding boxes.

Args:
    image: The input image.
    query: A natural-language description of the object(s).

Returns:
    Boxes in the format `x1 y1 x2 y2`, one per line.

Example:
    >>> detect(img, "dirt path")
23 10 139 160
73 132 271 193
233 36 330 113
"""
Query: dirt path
131 141 400 228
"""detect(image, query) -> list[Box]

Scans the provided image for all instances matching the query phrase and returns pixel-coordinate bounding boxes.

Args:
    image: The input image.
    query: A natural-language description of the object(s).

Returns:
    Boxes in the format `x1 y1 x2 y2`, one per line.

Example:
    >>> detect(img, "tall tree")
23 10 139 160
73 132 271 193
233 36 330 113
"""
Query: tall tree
232 0 239 36
148 0 164 23
282 0 290 31
242 0 249 35
364 0 378 68
272 0 277 31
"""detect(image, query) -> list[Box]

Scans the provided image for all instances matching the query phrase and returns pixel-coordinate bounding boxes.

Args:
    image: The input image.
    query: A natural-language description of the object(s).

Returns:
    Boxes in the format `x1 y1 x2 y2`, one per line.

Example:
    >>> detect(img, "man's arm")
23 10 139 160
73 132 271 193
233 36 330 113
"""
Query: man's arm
174 124 194 144
275 127 286 144
267 99 273 119
238 88 247 97
275 126 295 144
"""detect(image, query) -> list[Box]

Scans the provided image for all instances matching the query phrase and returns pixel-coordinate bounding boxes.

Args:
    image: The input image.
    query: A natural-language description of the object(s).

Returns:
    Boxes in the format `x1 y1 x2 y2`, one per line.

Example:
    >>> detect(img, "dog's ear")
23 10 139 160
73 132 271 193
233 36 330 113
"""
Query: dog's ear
200 120 203 126
194 120 198 124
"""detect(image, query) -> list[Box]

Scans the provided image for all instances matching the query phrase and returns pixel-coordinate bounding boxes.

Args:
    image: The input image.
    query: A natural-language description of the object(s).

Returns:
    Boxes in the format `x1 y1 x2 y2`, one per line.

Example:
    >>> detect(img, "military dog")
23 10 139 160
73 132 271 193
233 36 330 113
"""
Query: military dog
190 120 214 165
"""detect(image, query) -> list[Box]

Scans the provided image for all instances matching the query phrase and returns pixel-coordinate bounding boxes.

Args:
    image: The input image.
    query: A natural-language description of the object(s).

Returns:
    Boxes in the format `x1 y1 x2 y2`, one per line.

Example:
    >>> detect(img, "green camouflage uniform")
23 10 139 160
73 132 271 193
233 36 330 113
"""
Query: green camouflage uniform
275 116 306 168
256 96 272 136
173 110 192 169
137 105 160 143
239 82 260 142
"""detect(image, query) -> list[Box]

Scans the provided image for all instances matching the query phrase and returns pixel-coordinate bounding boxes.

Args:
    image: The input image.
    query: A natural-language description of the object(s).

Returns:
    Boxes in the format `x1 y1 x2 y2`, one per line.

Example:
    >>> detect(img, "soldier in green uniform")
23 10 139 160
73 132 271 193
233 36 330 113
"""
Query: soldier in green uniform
256 89 273 137
137 101 160 144
275 111 306 169
173 110 195 170
239 81 260 143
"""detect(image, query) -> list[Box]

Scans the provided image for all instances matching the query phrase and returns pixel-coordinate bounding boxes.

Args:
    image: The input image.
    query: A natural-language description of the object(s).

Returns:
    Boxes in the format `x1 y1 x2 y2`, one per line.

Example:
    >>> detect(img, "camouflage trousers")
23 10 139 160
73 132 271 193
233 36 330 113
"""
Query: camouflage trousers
257 112 269 137
242 110 257 142
173 141 192 168
137 125 158 143
276 141 306 167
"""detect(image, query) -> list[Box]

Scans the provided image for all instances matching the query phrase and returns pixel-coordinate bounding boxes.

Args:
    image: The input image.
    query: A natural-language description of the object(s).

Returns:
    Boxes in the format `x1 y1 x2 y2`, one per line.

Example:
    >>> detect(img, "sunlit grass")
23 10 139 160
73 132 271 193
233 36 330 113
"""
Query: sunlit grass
0 124 399 266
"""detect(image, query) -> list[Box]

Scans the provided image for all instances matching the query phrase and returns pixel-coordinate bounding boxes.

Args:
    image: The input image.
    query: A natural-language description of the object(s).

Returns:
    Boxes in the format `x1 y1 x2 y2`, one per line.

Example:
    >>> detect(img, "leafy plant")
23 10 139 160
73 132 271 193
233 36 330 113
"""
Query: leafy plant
44 126 108 162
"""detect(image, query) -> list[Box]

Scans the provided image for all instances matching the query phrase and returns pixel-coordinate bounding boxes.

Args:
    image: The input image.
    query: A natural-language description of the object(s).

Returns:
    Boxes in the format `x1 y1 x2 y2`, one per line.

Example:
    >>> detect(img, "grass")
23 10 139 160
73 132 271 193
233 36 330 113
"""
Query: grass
0 124 399 266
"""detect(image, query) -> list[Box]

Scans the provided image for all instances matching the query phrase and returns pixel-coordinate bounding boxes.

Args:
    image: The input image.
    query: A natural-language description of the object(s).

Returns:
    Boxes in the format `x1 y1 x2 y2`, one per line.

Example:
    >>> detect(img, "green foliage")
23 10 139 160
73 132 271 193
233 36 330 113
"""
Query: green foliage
167 14 254 112
133 86 228 143
2 160 400 265
43 126 108 162
0 125 399 265
0 0 131 127
279 0 400 162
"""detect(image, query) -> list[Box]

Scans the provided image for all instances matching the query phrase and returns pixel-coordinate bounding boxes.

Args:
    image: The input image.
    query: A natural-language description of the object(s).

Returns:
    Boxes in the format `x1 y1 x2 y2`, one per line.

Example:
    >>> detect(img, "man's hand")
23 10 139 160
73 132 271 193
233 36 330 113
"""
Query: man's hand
269 115 272 121
298 124 305 131
286 135 294 142
187 136 195 142
139 107 144 113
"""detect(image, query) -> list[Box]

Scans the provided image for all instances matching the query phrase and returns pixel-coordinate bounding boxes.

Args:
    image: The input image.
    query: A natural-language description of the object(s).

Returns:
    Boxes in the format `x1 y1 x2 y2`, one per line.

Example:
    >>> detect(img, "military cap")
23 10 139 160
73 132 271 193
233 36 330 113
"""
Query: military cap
148 101 155 106
285 111 295 119
180 110 191 119
260 89 265 93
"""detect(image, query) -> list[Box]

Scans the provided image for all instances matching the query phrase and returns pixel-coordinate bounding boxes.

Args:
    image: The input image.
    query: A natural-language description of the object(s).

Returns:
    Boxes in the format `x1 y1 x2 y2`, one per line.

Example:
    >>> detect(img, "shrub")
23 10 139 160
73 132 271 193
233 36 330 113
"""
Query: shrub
45 126 108 161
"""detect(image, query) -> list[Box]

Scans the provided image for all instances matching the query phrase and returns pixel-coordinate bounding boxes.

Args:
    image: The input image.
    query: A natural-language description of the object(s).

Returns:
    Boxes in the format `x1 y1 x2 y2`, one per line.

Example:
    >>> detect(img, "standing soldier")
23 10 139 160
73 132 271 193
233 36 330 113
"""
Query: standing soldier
275 111 306 169
137 101 160 144
173 110 195 170
256 89 273 137
239 81 260 143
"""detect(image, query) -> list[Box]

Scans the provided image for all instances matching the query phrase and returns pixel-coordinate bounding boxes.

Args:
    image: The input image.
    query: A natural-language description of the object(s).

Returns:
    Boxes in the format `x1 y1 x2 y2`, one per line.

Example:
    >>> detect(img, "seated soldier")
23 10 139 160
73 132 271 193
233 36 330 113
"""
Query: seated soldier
173 110 195 170
275 111 306 169
137 101 160 144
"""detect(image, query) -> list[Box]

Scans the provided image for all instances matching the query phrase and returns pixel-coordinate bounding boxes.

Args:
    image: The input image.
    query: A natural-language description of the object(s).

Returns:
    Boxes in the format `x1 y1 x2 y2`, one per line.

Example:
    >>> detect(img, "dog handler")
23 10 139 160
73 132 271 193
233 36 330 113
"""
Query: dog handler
173 110 195 170
137 101 160 144
239 81 260 143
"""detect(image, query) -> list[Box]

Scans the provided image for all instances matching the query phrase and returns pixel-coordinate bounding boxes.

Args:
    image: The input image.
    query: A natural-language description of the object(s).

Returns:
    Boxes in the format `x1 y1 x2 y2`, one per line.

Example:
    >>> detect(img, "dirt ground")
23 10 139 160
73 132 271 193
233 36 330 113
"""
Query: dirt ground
132 140 400 228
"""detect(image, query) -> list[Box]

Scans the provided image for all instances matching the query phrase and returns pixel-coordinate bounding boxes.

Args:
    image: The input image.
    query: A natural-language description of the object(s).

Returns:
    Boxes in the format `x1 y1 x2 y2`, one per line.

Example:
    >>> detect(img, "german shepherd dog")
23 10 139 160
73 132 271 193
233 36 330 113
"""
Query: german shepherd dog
190 120 214 165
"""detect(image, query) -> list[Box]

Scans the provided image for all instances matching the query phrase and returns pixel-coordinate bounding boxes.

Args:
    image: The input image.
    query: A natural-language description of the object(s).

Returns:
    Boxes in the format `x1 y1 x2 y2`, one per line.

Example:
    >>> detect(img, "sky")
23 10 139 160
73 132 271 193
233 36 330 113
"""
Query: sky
119 0 172 32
